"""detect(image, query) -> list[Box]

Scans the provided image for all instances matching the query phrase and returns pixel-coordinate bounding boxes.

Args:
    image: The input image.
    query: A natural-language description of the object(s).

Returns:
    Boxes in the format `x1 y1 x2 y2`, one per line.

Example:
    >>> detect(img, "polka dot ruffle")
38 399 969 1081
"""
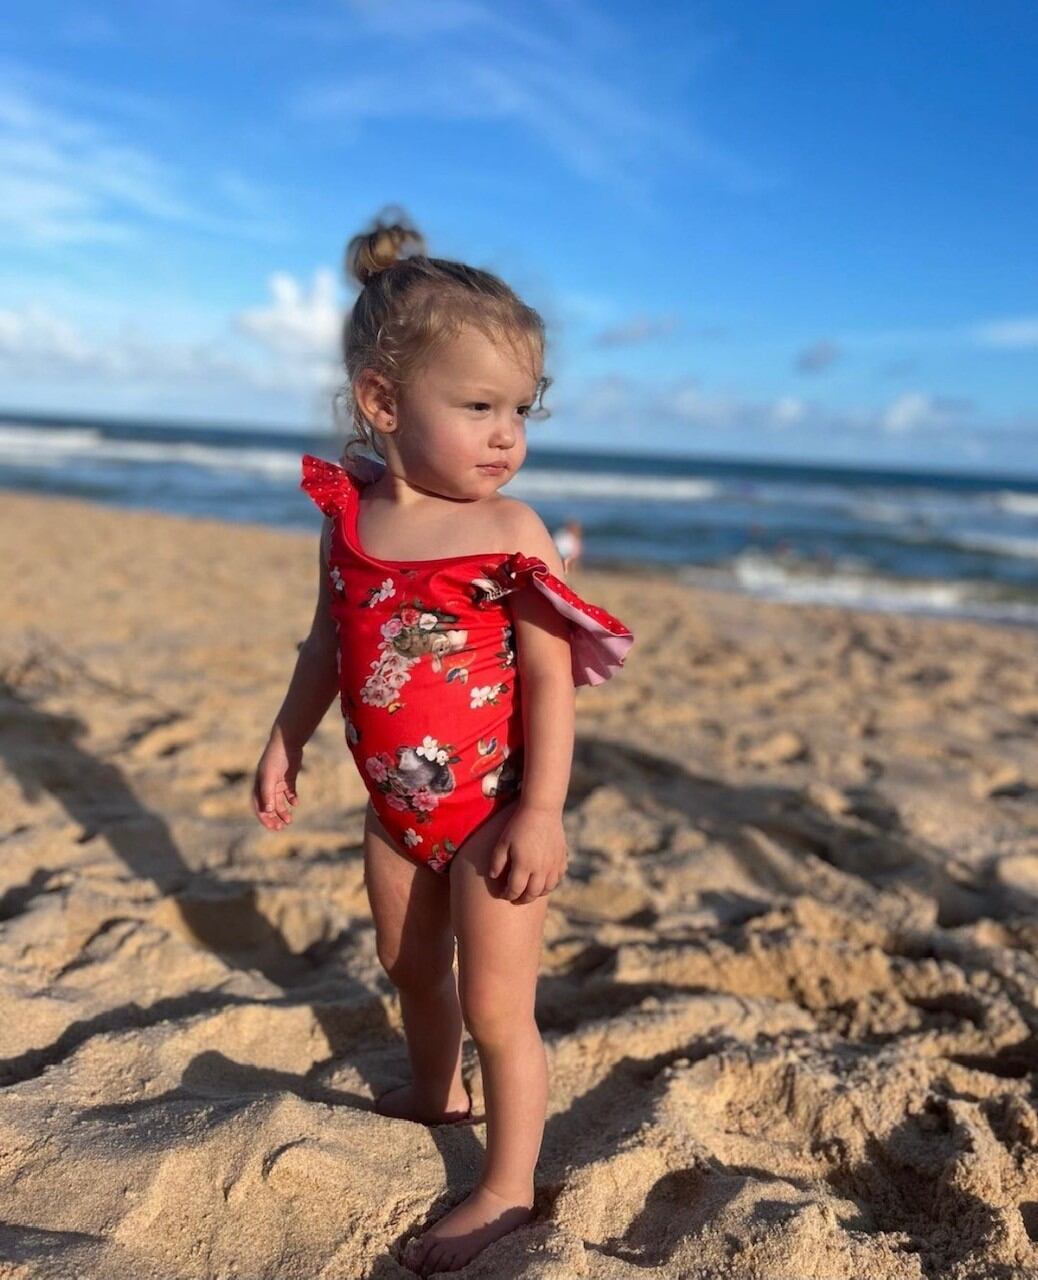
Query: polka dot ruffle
300 453 354 517
500 552 632 638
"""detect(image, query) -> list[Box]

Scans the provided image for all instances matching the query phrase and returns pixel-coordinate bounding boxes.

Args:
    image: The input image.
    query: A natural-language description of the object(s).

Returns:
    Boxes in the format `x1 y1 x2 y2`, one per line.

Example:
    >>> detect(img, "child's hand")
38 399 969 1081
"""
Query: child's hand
489 803 568 903
252 733 302 831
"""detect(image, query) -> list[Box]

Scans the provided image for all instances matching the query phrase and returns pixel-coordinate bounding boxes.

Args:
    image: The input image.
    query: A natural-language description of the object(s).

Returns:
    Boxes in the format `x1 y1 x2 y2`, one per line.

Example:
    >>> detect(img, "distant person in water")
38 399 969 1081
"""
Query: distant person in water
553 519 583 575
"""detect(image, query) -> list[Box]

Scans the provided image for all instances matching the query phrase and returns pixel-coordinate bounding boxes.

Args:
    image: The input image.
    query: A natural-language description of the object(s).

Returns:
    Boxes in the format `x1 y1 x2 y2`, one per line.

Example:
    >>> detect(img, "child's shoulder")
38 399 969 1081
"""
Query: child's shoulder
488 495 565 575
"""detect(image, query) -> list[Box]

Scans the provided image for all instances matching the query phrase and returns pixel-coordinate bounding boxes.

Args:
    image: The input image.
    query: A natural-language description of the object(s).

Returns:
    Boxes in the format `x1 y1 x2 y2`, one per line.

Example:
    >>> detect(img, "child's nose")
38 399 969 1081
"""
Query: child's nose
489 415 517 447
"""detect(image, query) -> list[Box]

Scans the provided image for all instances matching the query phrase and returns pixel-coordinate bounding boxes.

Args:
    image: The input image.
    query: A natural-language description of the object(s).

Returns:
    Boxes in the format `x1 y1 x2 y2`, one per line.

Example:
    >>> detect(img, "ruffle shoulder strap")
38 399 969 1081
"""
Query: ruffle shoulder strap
300 453 353 518
491 552 633 687
300 452 386 517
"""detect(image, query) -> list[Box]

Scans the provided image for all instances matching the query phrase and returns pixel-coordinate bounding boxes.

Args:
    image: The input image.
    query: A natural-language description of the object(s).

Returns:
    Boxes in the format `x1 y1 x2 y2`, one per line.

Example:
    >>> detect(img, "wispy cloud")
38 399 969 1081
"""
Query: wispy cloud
772 396 806 425
970 316 1038 349
558 372 993 445
838 316 1038 355
0 69 287 246
0 300 335 396
558 373 807 436
289 0 770 209
880 391 974 435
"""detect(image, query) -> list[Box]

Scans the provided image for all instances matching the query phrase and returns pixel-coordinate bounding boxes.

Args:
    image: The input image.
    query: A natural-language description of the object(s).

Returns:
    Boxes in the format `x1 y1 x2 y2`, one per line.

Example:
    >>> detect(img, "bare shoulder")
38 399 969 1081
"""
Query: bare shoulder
489 495 566 577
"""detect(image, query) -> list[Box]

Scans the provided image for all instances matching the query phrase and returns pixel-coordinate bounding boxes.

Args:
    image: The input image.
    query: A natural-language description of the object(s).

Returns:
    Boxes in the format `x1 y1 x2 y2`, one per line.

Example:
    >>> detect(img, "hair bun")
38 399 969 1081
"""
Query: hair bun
344 205 427 287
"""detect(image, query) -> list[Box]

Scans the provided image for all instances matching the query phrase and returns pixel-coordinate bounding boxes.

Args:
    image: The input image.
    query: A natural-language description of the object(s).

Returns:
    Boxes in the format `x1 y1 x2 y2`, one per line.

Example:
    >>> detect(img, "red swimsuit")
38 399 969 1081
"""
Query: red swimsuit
300 453 633 873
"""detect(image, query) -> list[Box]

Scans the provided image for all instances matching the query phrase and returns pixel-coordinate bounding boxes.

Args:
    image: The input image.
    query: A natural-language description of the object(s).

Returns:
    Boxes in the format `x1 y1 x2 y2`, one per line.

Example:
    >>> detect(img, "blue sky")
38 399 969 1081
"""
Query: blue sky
2 0 1037 468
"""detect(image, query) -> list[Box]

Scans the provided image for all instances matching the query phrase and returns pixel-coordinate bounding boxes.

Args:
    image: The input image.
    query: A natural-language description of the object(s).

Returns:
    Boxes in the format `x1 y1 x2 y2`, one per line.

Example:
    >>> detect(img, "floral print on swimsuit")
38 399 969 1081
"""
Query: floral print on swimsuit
299 451 634 873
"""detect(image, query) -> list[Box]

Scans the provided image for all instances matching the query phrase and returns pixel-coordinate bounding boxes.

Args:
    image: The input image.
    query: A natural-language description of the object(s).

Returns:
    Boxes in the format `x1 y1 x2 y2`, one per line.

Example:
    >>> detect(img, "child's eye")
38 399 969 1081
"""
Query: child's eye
466 402 531 416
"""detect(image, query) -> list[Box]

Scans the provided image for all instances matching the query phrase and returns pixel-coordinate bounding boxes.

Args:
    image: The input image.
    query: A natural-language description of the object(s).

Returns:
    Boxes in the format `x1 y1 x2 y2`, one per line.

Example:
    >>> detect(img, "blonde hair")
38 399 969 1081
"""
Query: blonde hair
334 204 552 464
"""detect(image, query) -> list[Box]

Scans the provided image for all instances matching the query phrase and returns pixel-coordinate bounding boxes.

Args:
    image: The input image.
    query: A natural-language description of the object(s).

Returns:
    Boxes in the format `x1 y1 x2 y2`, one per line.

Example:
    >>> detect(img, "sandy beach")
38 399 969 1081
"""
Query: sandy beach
2 487 1038 1279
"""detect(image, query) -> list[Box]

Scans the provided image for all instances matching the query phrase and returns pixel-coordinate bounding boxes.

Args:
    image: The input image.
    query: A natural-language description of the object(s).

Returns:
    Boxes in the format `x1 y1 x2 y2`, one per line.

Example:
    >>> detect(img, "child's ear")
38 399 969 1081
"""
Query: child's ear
354 369 398 434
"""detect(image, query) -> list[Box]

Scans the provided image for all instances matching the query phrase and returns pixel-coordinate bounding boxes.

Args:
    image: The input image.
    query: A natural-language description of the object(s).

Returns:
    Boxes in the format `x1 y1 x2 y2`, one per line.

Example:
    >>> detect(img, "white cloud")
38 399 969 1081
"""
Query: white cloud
235 269 341 361
560 374 808 436
0 300 337 396
970 316 1038 350
664 380 750 427
772 396 806 425
773 315 1038 361
881 391 931 435
559 374 990 448
879 391 974 435
0 303 100 371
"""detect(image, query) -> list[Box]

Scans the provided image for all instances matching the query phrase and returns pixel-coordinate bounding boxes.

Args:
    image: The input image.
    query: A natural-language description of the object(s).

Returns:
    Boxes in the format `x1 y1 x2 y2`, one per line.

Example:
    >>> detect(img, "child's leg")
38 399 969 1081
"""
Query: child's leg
363 801 470 1123
452 802 550 1199
405 800 549 1275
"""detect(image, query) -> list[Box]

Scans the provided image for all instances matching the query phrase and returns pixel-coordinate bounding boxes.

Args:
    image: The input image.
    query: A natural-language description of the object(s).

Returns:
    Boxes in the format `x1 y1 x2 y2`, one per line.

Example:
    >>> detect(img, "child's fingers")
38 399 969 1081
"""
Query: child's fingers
258 776 279 815
254 773 289 829
503 866 531 903
272 782 293 824
251 777 273 822
488 839 510 880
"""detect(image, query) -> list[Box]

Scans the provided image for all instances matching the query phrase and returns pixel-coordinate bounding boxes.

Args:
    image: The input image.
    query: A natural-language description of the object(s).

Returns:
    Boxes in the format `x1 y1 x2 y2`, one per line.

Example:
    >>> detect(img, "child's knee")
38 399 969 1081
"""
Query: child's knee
377 932 456 992
460 985 536 1046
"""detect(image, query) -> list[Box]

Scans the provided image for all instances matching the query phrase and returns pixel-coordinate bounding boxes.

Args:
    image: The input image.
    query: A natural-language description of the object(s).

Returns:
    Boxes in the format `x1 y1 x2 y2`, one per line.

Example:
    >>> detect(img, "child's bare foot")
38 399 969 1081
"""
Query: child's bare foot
374 1083 472 1126
403 1183 535 1275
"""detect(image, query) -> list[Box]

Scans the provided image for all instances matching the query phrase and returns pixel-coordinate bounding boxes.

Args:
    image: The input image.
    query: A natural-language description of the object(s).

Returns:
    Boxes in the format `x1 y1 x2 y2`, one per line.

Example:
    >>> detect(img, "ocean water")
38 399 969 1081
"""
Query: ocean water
3 410 1038 626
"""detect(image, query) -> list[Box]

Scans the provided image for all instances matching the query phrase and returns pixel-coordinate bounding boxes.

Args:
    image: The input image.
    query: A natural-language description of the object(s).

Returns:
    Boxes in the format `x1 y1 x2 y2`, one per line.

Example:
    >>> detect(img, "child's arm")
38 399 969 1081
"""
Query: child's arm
252 522 340 831
488 505 575 901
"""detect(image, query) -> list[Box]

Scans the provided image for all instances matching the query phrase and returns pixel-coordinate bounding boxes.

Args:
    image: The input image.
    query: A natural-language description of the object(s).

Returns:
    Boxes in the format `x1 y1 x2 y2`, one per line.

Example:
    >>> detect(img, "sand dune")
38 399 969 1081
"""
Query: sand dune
2 489 1038 1278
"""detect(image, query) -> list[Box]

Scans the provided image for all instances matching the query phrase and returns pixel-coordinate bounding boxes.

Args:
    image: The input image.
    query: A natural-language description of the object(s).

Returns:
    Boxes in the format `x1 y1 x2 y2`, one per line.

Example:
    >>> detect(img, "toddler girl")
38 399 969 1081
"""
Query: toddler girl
252 211 632 1275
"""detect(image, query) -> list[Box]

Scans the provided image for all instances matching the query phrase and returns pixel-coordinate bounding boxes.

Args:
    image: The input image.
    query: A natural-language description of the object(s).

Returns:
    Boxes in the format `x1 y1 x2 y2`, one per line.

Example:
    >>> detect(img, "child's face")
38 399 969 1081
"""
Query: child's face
389 325 539 501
